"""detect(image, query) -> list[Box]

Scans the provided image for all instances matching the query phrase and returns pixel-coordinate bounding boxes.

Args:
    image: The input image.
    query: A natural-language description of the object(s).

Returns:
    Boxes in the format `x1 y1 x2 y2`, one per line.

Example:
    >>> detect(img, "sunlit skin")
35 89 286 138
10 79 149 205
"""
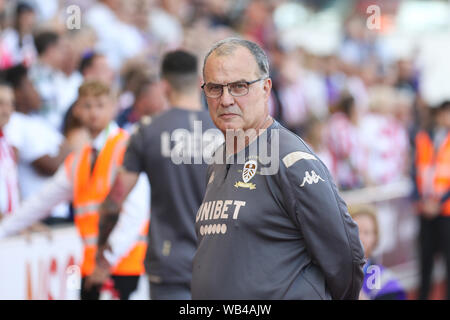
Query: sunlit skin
353 214 377 259
74 94 116 139
203 46 273 136
0 86 14 129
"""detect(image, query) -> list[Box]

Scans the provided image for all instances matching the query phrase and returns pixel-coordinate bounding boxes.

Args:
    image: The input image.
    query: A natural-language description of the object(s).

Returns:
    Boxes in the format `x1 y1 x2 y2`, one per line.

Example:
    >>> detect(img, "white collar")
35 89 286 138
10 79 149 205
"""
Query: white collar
91 122 119 151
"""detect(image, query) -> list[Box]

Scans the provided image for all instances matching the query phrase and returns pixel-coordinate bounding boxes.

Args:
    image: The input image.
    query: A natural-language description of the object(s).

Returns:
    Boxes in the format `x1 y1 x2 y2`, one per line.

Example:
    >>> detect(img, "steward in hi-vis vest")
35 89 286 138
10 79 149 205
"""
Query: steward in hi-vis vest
0 81 150 300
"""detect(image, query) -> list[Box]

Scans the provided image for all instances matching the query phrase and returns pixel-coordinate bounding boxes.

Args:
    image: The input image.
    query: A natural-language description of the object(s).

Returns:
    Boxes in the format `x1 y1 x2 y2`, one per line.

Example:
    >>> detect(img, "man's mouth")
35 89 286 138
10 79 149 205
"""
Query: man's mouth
219 113 239 119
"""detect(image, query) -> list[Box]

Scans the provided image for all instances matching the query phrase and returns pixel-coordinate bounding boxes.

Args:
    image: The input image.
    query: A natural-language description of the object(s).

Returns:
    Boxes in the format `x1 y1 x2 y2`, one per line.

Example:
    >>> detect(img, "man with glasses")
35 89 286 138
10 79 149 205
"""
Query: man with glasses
192 38 365 299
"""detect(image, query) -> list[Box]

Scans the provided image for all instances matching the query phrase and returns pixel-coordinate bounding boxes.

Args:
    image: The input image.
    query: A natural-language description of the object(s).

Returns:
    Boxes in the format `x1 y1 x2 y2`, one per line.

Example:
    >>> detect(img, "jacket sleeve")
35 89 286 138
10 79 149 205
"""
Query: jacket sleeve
280 152 365 299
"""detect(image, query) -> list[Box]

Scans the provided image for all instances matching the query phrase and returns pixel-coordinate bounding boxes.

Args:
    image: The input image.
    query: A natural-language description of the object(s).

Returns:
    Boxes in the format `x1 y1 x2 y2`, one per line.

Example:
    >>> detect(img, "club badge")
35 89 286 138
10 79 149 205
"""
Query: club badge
235 160 257 190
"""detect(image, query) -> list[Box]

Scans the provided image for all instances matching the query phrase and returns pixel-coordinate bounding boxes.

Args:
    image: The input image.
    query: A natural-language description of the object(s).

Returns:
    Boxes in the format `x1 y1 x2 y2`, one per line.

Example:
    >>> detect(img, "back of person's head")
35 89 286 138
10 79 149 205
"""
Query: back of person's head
34 31 60 56
161 50 198 94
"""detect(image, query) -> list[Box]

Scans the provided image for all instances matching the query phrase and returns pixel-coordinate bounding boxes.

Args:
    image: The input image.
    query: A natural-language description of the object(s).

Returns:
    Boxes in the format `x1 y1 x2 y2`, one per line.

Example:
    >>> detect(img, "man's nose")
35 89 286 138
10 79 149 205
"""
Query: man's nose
219 87 235 107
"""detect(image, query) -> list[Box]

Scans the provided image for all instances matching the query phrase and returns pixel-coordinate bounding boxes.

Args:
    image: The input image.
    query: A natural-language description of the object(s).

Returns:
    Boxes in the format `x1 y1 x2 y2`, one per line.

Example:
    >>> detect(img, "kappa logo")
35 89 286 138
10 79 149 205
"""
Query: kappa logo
300 170 325 187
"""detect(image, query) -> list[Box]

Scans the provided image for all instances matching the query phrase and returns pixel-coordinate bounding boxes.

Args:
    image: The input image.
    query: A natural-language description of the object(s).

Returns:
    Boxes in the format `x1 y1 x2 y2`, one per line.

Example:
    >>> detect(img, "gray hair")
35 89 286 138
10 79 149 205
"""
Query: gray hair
203 37 270 79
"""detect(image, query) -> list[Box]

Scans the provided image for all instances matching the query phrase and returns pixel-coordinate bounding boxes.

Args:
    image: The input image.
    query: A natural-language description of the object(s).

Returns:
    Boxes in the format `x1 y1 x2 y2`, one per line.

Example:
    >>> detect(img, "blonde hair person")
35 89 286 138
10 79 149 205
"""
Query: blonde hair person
350 205 406 300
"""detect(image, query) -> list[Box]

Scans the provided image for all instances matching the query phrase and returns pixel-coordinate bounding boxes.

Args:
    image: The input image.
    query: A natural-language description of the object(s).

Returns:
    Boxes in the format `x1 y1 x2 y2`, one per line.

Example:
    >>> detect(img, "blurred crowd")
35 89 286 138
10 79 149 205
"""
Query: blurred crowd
0 0 429 193
0 0 448 299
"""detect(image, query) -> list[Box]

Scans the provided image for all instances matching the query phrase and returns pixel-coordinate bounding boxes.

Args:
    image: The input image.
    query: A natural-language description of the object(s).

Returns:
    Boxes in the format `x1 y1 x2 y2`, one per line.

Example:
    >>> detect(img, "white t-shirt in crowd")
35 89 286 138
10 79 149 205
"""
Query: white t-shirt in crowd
4 112 70 219
359 113 409 185
85 2 144 70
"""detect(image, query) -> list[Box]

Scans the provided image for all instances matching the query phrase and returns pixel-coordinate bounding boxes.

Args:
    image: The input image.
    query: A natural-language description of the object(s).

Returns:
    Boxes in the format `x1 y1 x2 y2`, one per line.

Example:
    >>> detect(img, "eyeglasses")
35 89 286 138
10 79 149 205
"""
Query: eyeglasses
201 77 267 98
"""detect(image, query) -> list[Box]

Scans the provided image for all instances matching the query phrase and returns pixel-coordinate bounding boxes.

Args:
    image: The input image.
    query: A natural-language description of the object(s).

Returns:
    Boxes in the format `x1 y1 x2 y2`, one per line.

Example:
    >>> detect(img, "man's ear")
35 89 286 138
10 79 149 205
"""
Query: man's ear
263 78 272 101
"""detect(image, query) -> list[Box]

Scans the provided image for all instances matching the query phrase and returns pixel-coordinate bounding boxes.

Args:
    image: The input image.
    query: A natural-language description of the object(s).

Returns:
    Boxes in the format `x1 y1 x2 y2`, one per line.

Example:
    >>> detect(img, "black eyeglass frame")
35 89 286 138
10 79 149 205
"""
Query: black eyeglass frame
201 77 268 98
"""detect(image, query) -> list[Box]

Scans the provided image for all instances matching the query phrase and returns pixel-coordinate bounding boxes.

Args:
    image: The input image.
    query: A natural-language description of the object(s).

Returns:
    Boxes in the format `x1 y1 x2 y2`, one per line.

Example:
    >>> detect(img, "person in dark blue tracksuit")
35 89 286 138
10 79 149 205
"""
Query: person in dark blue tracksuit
192 38 365 300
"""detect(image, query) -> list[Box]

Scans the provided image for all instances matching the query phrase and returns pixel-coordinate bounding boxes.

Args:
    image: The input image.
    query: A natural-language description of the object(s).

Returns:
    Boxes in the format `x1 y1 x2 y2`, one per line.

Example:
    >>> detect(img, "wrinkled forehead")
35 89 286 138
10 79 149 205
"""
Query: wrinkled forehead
203 47 260 83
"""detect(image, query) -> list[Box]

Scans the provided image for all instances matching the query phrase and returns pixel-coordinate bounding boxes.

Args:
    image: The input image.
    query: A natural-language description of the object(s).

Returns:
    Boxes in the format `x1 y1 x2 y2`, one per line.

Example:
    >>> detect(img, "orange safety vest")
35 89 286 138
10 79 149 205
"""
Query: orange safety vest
64 129 149 277
415 130 450 216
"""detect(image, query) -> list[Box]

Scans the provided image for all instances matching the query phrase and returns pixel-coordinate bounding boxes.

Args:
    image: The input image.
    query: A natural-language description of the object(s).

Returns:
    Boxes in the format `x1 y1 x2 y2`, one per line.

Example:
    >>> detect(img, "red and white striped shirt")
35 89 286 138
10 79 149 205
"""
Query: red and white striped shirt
326 112 367 190
0 130 19 215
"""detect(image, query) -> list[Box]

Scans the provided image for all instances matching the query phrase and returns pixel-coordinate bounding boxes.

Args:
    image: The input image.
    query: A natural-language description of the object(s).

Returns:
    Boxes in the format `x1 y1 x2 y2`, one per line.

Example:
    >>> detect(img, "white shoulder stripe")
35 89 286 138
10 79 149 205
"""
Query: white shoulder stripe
282 151 317 168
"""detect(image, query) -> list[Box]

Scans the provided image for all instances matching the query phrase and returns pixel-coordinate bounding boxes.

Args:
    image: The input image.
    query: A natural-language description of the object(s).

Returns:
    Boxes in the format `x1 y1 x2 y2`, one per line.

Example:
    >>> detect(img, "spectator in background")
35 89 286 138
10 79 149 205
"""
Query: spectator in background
29 30 67 130
323 54 347 107
0 81 19 218
85 0 145 71
238 0 275 48
117 58 153 112
3 64 73 224
61 99 90 154
1 2 37 68
326 93 366 190
339 14 391 74
57 31 84 118
277 49 308 132
277 49 328 134
148 0 184 51
414 101 450 300
79 51 115 87
122 0 161 64
350 205 406 300
116 73 168 131
359 86 409 185
0 0 6 30
395 58 419 95
0 80 150 300
303 116 334 176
